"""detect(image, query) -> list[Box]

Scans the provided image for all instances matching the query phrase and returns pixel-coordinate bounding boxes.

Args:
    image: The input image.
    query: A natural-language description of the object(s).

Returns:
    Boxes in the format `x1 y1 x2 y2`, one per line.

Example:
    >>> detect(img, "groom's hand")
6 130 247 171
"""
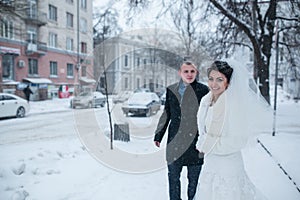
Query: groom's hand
198 151 205 158
154 141 160 147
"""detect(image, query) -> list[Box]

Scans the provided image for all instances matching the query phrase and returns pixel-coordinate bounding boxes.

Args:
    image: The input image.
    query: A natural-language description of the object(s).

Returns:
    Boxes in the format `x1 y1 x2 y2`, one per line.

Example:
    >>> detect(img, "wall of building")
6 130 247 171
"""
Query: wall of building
0 0 94 97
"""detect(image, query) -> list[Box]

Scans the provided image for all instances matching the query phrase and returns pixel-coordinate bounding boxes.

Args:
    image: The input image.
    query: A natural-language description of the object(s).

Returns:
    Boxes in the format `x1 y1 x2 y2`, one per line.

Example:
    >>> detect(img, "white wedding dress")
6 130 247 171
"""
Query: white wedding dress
194 152 267 200
194 109 266 200
194 108 267 200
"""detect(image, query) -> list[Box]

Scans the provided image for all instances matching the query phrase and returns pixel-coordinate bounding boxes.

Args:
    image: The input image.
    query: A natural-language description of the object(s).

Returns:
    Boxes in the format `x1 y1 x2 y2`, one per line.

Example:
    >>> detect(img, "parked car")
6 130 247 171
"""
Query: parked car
160 91 166 105
112 91 133 104
70 91 106 109
0 93 30 118
122 92 161 117
134 88 151 93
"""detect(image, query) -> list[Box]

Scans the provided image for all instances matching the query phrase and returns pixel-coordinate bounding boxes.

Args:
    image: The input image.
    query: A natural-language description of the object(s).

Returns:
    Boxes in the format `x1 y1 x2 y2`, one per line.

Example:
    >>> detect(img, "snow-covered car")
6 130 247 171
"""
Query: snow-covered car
70 91 106 109
121 92 161 117
112 91 133 104
0 93 30 118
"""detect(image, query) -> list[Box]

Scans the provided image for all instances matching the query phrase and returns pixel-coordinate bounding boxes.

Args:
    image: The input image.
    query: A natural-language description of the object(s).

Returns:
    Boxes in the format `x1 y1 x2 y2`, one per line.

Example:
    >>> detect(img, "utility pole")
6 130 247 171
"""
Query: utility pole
273 19 280 136
76 0 80 95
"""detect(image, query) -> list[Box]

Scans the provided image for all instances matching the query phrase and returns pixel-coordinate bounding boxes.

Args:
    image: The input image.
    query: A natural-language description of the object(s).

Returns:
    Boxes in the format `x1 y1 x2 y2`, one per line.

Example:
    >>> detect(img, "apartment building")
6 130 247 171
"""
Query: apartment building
94 35 179 95
0 0 94 100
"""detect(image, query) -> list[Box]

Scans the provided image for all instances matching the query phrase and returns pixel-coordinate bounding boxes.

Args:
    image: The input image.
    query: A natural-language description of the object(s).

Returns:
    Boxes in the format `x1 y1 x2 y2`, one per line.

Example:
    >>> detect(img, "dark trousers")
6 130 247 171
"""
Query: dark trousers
168 162 202 200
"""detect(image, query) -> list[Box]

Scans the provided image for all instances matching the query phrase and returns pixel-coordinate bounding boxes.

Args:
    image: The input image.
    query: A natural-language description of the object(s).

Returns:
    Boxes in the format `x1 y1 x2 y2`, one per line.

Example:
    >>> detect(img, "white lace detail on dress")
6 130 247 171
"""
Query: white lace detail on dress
195 170 267 200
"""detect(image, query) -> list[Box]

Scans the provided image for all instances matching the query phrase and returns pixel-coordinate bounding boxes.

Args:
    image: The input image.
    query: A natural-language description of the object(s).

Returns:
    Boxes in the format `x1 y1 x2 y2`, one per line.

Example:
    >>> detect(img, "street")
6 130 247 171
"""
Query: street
0 111 75 145
0 102 164 144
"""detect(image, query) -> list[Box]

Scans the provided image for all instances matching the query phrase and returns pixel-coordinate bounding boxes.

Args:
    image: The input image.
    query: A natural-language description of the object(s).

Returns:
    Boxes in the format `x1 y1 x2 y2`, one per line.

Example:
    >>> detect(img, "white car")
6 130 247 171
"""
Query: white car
0 93 30 118
122 92 161 117
70 91 106 109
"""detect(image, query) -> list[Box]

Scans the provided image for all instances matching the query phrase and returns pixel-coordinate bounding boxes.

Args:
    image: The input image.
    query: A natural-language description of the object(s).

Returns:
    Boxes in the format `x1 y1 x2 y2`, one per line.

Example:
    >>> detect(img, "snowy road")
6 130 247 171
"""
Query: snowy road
0 111 76 145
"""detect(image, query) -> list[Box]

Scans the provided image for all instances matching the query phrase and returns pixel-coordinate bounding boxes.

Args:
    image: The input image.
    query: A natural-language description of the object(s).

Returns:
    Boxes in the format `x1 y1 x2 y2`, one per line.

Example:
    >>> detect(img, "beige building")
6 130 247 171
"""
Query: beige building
0 0 94 100
94 34 180 95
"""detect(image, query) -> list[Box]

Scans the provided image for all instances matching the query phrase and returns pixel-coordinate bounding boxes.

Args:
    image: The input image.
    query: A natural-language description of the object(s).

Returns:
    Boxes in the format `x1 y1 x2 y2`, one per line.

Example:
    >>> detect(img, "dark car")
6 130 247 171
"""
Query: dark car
160 91 166 105
121 92 161 117
70 91 106 108
133 88 151 93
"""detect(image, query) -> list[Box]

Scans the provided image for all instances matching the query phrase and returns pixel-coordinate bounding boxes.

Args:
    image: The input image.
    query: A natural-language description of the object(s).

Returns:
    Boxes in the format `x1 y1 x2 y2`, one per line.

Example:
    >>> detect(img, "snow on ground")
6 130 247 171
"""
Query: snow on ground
0 86 300 200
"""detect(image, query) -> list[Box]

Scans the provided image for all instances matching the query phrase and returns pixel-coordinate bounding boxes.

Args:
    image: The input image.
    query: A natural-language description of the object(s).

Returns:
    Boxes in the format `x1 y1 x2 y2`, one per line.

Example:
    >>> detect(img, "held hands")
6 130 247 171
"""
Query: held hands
154 141 160 147
198 151 205 159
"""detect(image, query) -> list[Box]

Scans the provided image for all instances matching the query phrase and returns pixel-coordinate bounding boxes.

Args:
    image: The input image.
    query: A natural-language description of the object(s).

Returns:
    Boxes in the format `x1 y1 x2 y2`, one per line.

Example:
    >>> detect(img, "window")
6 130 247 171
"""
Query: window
137 78 140 88
67 63 74 77
28 0 37 18
50 61 58 76
2 55 14 80
149 78 154 89
49 5 57 21
81 66 86 77
143 59 147 65
66 37 73 51
49 32 57 47
80 18 87 33
137 57 140 67
27 27 37 43
124 55 128 67
80 42 87 53
28 58 38 75
125 77 128 89
0 19 14 39
80 0 87 9
66 12 73 28
66 0 73 4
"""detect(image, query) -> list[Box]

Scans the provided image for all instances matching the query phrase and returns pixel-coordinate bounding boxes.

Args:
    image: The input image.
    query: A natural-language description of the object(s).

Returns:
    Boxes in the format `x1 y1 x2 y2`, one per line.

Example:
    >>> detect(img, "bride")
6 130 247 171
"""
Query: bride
194 60 272 200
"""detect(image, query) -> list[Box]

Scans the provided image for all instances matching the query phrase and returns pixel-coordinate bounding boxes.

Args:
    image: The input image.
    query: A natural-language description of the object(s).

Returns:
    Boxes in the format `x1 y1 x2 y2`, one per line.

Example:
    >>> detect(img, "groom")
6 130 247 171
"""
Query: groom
154 61 209 200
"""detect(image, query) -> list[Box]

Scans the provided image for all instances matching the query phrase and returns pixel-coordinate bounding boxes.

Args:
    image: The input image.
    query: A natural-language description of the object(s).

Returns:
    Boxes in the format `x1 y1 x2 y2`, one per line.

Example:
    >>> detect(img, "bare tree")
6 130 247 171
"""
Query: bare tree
125 0 214 79
203 0 299 103
93 7 122 46
158 0 207 56
277 1 300 66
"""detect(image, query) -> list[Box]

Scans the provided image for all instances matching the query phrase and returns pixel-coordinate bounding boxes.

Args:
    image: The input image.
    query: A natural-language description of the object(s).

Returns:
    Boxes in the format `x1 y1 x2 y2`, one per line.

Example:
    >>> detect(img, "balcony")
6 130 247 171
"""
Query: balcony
27 43 37 52
26 41 47 56
24 11 47 26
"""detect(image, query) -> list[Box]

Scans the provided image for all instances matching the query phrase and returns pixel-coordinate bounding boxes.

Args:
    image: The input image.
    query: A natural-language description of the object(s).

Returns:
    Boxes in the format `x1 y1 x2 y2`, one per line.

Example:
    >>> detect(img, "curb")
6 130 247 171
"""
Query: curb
29 109 73 116
257 139 300 193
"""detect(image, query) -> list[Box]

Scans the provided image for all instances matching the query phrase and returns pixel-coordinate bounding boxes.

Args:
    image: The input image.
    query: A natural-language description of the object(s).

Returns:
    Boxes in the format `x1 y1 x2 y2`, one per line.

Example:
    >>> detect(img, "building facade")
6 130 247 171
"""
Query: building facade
94 36 179 95
0 0 94 100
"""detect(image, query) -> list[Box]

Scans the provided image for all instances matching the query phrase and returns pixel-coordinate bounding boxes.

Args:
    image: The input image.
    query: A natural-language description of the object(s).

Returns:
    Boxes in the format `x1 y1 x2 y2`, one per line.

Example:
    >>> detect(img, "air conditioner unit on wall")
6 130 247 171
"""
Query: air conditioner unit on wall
18 60 25 68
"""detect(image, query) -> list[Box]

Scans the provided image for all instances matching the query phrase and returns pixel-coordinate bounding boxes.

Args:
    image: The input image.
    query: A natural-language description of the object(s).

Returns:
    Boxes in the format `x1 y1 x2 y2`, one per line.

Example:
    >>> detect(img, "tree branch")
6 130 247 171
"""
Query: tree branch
209 0 262 63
